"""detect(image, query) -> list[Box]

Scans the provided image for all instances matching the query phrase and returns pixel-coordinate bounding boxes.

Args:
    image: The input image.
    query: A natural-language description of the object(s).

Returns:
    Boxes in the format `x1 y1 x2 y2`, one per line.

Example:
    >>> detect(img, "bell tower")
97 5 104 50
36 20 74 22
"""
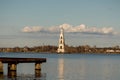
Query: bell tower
57 27 65 53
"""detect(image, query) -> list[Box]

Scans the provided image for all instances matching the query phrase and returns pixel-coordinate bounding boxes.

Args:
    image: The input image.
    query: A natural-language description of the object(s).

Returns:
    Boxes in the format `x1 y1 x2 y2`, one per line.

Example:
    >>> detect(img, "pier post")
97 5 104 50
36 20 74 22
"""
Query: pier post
35 62 41 77
0 61 3 78
8 63 17 78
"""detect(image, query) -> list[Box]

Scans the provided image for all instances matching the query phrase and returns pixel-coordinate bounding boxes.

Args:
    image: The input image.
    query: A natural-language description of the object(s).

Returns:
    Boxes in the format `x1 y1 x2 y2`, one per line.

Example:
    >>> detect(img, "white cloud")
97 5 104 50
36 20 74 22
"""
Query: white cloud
58 24 87 33
48 26 59 32
22 26 44 32
22 27 32 32
21 24 117 35
59 23 72 32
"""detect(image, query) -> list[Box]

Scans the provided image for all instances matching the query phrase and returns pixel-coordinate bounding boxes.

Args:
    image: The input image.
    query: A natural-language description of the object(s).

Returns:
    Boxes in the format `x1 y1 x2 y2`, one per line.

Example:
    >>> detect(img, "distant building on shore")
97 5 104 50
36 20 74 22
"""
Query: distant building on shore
57 27 65 53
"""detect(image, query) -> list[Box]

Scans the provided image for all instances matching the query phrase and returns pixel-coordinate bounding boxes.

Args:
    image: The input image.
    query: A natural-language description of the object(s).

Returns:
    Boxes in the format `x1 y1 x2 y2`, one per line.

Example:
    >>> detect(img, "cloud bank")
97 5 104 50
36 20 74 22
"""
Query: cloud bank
22 23 117 35
22 26 44 32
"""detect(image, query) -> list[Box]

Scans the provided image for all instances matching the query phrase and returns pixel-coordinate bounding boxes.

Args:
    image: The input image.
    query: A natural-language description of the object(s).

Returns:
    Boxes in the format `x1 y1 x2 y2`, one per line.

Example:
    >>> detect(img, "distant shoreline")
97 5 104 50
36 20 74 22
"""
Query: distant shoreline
0 45 120 54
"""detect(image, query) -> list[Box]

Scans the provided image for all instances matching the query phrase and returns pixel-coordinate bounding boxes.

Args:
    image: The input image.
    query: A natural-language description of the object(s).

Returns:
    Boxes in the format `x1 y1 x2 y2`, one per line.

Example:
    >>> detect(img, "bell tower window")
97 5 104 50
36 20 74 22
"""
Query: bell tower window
60 46 62 49
60 40 62 44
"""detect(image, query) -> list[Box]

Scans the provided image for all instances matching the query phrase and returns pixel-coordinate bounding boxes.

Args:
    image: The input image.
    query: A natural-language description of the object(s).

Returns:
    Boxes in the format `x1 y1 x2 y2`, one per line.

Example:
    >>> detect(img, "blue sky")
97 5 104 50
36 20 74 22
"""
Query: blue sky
0 0 120 47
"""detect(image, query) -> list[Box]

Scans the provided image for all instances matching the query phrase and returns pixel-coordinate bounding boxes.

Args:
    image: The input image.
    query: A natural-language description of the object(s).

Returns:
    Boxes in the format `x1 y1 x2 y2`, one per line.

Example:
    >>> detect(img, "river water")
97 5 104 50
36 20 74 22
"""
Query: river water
0 53 120 80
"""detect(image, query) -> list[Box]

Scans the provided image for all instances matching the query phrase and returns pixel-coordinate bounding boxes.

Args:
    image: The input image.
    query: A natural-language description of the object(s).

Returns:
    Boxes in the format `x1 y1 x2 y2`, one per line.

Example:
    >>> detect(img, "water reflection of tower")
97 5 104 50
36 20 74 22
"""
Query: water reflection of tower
58 58 64 80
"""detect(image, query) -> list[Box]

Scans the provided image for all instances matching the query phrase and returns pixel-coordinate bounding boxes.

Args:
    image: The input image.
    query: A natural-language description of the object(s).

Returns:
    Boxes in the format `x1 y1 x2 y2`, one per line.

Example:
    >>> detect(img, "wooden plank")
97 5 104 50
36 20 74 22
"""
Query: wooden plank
0 57 46 63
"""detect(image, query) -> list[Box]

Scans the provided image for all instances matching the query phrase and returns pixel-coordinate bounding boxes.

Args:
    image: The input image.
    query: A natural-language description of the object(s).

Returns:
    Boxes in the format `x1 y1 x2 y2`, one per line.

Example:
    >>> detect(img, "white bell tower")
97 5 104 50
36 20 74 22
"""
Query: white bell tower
57 27 65 53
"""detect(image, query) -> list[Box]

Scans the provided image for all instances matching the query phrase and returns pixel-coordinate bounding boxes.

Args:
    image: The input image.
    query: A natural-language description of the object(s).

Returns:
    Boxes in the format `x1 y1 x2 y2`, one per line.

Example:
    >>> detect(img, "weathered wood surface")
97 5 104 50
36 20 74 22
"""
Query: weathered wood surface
0 57 46 63
0 61 3 73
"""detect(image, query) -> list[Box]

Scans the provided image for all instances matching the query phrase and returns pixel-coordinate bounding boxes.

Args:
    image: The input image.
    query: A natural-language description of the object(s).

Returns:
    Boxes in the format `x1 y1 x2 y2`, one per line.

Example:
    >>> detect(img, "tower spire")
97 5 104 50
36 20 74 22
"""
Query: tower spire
57 27 65 53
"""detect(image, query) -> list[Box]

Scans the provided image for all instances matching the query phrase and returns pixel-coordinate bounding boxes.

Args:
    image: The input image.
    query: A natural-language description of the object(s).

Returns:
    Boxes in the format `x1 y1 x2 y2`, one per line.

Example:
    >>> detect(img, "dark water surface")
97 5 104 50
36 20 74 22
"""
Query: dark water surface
0 53 120 80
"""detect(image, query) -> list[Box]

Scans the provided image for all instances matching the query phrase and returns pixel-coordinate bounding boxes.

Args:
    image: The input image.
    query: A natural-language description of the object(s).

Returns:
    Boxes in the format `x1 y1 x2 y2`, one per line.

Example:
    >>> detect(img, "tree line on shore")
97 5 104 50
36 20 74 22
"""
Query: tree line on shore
0 45 120 54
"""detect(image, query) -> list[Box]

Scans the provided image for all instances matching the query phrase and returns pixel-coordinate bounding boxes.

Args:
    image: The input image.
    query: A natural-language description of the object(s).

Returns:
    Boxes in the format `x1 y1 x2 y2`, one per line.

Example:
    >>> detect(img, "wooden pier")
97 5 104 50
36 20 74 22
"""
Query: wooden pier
0 57 46 79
